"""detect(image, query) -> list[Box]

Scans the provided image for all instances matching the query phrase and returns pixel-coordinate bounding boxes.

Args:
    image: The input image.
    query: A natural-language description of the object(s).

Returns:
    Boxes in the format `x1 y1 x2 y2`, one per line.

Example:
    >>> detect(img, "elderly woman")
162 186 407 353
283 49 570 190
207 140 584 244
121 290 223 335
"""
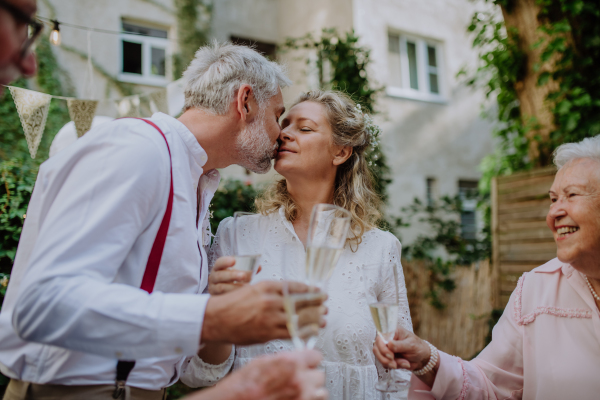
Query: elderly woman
373 135 600 399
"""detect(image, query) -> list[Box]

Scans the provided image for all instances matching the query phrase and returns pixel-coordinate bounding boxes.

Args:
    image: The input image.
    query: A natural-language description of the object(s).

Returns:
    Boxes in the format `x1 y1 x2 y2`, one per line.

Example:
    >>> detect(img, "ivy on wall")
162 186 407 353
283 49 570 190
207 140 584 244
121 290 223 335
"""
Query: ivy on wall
173 0 212 79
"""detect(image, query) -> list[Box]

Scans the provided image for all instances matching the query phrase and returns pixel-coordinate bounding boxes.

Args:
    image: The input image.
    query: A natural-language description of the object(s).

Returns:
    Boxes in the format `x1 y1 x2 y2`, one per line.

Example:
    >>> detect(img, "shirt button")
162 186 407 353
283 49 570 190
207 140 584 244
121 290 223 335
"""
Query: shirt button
116 351 123 358
200 154 207 163
175 347 183 354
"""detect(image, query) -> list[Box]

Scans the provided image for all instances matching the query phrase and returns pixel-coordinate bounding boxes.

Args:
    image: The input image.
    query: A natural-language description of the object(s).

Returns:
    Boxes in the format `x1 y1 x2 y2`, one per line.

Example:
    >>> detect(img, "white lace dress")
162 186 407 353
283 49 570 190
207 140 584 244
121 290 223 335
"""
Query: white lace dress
180 208 413 400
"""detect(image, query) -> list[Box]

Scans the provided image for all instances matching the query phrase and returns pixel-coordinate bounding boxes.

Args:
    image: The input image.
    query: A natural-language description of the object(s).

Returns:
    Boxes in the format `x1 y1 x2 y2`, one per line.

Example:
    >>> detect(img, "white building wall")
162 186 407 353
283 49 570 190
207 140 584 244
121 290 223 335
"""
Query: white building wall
37 0 176 117
353 0 495 243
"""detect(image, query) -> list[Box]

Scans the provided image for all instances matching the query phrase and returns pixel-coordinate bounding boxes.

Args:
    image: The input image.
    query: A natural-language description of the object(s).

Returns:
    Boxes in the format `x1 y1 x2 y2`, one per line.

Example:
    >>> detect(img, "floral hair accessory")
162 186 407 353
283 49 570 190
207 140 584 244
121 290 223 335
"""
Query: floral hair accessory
354 104 381 149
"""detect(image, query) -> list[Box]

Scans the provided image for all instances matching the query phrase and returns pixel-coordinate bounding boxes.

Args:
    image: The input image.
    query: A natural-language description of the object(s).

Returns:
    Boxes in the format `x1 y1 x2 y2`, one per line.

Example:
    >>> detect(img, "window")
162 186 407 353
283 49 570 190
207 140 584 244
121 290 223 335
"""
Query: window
458 180 478 240
119 21 169 86
387 32 444 102
426 177 437 207
230 36 277 60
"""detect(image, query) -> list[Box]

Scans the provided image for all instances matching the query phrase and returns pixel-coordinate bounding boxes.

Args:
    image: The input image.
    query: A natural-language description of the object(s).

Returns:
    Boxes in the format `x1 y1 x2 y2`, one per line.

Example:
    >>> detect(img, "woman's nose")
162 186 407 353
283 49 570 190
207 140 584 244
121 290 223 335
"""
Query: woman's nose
548 199 568 220
280 127 293 141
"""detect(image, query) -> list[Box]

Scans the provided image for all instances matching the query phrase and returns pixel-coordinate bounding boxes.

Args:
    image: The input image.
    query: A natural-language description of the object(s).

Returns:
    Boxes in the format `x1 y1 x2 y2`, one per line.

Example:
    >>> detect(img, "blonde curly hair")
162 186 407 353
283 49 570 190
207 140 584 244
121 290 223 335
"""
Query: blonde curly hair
255 90 382 250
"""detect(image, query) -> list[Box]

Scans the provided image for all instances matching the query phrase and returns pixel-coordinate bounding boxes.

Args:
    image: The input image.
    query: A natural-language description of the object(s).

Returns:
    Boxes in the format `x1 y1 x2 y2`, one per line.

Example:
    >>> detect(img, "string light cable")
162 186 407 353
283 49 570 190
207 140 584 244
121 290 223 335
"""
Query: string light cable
37 16 176 40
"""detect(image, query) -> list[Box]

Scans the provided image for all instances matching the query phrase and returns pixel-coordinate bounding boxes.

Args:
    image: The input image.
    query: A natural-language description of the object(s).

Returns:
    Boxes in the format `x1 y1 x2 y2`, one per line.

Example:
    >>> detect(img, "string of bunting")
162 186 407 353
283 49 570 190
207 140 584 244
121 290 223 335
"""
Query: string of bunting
3 80 183 159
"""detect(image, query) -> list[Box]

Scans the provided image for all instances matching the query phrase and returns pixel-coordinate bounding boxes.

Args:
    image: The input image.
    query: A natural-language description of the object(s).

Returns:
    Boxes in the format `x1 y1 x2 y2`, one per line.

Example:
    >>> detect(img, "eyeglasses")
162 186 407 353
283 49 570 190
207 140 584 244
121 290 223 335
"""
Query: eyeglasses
0 0 44 58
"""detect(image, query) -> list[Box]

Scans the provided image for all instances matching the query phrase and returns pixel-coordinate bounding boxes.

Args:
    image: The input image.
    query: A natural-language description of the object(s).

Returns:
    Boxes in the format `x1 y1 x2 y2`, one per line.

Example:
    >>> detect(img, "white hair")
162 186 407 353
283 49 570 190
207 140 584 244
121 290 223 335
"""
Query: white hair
182 41 291 115
553 135 600 169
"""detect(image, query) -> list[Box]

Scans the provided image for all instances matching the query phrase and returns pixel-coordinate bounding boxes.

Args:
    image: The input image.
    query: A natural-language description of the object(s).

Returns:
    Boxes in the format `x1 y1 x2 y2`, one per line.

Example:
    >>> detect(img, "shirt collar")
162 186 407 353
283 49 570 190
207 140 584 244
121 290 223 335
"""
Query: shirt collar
533 257 569 274
151 112 208 169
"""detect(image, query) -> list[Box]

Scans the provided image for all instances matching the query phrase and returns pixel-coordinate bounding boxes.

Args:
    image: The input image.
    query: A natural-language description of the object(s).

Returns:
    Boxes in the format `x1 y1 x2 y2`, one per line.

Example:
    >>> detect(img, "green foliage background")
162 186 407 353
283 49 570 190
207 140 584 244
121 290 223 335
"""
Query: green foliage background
467 0 600 190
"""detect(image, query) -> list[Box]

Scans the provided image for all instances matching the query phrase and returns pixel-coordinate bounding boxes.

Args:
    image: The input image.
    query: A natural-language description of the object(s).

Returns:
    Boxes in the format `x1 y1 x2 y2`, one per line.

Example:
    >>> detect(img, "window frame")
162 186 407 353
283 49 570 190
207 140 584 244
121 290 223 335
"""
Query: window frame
118 27 170 87
386 31 446 103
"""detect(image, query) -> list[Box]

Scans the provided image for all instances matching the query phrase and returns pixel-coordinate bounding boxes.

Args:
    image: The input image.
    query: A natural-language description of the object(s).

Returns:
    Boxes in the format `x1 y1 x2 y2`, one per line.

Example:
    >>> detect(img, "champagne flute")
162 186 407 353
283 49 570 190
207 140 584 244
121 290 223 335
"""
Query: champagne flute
229 212 263 274
361 262 410 392
281 244 325 350
305 204 351 290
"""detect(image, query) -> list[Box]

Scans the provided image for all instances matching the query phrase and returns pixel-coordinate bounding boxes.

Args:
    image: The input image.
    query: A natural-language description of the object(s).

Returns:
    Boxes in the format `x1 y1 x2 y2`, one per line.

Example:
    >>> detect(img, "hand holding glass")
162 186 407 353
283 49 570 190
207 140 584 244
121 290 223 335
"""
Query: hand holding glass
361 262 410 392
229 212 264 274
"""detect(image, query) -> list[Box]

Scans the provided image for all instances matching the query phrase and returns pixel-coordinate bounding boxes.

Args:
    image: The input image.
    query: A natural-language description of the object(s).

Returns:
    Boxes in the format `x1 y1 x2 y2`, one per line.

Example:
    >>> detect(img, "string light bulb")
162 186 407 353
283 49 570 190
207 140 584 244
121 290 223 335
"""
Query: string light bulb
50 20 61 46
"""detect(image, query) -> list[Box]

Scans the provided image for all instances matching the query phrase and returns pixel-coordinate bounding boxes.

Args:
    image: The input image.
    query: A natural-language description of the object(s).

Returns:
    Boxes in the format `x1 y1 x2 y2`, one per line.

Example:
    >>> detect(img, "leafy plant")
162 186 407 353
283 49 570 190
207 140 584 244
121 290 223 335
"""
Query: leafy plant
465 1 600 192
173 0 212 79
394 195 490 309
209 179 260 234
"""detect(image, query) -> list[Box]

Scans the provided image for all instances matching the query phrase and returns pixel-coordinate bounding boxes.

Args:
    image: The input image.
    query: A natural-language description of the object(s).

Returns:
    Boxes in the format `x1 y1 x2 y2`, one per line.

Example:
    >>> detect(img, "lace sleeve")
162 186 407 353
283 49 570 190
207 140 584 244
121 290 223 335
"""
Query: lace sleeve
179 346 235 388
207 217 234 274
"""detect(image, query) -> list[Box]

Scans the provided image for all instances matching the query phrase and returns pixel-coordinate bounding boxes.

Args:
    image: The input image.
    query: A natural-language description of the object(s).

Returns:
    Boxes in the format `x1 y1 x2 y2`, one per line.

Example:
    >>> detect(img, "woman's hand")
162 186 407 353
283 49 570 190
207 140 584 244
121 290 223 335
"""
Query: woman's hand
208 256 253 295
372 326 440 387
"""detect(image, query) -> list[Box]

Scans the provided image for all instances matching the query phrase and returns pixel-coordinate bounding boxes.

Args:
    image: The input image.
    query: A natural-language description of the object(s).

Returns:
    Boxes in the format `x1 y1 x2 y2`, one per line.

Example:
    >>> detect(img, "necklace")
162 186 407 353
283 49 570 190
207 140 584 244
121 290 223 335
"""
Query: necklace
584 275 600 302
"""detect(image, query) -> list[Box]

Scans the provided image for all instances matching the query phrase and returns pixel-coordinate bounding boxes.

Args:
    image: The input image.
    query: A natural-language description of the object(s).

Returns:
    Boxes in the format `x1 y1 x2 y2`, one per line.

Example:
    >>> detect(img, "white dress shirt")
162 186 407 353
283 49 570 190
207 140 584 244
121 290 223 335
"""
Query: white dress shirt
181 209 413 399
0 113 219 390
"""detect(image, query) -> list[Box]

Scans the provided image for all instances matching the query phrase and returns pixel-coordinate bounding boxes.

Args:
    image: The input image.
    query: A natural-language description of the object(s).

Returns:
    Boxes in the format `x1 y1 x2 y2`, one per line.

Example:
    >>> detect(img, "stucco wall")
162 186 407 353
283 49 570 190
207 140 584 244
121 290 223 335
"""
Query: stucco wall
353 0 495 243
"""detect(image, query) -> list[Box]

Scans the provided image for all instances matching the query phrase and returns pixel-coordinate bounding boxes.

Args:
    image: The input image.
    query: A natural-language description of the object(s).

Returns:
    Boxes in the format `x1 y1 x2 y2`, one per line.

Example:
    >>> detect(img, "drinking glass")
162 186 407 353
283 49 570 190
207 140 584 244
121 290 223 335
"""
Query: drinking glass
229 212 264 274
361 262 410 392
305 204 351 290
281 244 324 350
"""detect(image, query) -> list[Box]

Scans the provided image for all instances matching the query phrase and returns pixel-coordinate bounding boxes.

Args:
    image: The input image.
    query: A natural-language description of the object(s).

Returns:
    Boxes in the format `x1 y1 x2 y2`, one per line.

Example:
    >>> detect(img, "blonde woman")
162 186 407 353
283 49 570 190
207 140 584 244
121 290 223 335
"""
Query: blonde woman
180 90 413 399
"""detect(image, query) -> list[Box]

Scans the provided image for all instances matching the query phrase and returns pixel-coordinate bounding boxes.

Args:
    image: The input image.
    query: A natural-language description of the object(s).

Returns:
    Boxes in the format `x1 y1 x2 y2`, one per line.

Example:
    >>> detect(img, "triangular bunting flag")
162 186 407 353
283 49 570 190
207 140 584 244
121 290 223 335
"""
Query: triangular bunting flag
67 99 99 137
149 89 169 114
9 87 52 158
115 96 140 118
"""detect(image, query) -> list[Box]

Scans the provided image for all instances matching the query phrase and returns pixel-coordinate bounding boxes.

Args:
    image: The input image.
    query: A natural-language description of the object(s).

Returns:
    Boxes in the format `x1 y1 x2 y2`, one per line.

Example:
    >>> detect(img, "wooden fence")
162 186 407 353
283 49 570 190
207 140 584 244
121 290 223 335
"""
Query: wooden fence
491 166 557 308
402 259 493 359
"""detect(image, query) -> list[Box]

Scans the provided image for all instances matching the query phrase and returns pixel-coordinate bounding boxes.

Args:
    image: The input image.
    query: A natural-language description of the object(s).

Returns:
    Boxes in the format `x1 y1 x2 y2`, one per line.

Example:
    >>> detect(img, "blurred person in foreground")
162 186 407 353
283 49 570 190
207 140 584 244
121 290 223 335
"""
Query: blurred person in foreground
182 90 413 400
0 42 326 400
0 0 39 87
373 135 600 399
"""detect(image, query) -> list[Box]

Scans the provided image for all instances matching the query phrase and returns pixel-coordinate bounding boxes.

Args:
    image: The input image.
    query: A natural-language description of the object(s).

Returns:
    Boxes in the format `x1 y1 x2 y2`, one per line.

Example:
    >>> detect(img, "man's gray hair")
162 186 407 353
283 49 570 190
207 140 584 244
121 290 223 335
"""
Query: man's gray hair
182 41 292 115
553 135 600 169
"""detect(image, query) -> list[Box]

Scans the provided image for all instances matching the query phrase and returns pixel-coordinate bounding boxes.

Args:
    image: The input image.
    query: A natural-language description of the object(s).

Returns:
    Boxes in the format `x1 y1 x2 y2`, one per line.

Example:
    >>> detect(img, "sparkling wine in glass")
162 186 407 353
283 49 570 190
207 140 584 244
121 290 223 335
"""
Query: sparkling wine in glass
305 204 351 290
361 262 410 392
281 244 325 350
229 212 263 274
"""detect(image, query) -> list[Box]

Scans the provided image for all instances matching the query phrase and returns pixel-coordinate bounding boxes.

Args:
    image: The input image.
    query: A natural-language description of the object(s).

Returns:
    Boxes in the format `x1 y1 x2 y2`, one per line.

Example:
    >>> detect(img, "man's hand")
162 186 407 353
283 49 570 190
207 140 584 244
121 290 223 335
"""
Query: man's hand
208 256 252 295
372 326 439 387
185 350 327 400
202 280 326 345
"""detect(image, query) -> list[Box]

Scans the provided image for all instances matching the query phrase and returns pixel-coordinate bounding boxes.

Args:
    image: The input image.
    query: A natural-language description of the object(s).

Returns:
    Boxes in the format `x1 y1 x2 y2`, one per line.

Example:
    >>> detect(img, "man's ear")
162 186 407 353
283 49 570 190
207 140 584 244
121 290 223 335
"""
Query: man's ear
332 146 353 166
236 84 256 123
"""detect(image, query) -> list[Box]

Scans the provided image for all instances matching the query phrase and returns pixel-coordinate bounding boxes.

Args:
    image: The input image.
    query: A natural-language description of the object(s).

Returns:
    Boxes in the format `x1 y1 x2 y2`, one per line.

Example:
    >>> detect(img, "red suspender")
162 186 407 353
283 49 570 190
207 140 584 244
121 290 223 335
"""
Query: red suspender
137 119 173 293
114 118 173 398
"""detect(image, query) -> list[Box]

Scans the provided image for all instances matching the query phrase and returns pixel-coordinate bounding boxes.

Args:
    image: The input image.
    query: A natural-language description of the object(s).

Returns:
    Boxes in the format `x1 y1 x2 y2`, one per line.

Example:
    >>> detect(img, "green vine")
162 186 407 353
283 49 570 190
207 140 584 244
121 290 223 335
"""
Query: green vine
465 1 600 192
394 194 490 309
173 0 211 79
282 28 391 207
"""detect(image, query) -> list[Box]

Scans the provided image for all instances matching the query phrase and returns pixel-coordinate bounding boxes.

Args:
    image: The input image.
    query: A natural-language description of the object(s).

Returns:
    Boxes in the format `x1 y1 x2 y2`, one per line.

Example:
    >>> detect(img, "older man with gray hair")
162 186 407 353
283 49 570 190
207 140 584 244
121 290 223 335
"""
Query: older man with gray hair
0 42 327 400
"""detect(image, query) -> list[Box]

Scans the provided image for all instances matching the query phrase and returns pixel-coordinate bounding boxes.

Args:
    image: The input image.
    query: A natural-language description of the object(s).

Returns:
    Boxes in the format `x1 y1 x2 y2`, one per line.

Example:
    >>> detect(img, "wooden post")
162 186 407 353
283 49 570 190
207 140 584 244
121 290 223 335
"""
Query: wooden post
491 176 500 309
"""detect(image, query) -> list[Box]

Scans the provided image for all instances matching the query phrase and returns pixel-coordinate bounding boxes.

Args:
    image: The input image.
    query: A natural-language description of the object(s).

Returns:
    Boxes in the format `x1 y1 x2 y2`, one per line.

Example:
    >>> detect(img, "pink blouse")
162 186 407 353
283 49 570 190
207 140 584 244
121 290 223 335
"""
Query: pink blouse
409 258 600 400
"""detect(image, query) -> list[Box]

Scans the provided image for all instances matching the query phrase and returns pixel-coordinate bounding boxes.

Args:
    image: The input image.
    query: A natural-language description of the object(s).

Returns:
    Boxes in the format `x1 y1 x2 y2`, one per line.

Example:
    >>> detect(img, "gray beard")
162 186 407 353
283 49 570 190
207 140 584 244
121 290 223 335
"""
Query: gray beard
235 114 278 174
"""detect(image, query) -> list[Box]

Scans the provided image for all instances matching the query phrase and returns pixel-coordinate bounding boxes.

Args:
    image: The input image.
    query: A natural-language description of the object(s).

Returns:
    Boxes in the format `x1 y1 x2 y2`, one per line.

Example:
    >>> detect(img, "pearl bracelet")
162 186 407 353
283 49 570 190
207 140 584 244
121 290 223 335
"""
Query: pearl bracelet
413 341 439 376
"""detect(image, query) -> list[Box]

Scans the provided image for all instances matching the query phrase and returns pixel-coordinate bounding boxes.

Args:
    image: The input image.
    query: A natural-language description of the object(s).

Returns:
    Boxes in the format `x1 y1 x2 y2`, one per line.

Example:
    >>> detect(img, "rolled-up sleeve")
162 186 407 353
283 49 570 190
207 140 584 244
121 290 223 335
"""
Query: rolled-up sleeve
409 290 524 399
12 122 205 360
